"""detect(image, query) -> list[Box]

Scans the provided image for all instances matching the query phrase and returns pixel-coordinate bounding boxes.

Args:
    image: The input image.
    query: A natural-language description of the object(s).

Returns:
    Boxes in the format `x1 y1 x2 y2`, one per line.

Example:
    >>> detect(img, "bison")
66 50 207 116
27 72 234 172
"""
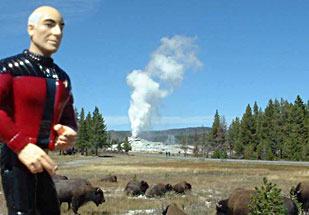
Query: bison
162 203 188 215
55 178 104 214
292 181 309 212
145 183 173 198
173 181 191 194
99 174 117 183
216 188 256 215
124 180 149 196
71 185 105 214
282 197 298 215
216 188 298 215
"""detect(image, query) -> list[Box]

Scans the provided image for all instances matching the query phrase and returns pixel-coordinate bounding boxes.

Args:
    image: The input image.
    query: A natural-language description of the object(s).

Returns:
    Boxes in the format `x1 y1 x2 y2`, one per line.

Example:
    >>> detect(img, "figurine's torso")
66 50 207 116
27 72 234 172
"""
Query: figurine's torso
0 50 75 150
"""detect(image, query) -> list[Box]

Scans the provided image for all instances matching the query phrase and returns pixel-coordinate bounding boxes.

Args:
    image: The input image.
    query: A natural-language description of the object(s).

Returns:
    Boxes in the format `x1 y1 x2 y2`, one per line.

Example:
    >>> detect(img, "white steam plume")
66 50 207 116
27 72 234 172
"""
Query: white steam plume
127 35 202 137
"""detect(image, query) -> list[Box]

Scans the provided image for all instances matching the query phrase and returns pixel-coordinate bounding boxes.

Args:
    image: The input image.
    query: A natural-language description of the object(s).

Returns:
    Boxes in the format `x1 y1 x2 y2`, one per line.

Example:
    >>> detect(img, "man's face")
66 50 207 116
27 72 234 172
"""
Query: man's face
29 8 64 57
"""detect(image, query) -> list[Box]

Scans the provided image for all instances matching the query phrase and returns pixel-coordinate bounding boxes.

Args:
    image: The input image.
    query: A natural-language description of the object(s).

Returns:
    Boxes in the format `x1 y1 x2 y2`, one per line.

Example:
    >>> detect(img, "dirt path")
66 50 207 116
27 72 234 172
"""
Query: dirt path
62 152 309 167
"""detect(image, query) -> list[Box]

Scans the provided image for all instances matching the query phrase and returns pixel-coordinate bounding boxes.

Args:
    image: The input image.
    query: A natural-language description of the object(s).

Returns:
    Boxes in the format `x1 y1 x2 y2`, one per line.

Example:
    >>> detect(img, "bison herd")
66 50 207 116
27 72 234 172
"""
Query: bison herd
52 174 190 214
124 179 191 198
52 173 309 215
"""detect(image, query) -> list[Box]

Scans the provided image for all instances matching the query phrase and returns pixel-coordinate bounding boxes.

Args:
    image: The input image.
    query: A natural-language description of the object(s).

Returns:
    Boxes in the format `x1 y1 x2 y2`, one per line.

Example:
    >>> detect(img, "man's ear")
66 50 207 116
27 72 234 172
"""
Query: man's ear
27 24 35 37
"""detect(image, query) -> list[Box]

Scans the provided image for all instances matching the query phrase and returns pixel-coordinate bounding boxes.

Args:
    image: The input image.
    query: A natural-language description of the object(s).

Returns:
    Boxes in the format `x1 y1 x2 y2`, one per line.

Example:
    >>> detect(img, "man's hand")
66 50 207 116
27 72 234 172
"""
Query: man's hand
54 124 77 150
17 143 57 175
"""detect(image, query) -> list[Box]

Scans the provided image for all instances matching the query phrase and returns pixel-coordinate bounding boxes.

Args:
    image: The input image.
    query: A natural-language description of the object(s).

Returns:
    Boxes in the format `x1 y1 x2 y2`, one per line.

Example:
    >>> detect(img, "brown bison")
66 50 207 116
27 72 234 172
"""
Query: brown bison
293 181 309 212
124 180 149 196
162 203 188 215
55 178 104 214
99 174 117 183
216 188 298 215
216 188 256 215
173 181 191 194
145 183 173 198
71 186 105 214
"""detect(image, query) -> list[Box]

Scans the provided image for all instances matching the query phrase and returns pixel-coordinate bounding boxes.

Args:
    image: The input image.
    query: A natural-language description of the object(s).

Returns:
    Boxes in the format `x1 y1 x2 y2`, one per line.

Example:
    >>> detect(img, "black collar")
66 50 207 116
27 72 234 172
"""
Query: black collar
23 49 54 66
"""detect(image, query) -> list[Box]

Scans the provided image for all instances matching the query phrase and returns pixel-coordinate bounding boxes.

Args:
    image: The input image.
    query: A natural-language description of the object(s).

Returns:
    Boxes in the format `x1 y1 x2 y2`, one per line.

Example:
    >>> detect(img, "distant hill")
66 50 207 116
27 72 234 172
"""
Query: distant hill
107 126 211 144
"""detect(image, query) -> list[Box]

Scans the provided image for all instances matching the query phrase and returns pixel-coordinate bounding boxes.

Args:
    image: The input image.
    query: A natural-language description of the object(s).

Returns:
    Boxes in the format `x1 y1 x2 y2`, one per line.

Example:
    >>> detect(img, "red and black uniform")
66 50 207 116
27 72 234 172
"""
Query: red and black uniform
0 50 77 215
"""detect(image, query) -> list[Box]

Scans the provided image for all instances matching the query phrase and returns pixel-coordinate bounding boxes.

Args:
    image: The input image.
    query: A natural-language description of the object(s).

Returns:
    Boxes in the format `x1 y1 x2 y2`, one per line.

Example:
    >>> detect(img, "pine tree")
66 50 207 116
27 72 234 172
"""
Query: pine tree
211 110 220 140
76 107 85 147
83 111 93 155
76 108 90 155
260 100 275 159
228 117 242 157
291 96 307 160
240 104 256 158
252 102 261 147
279 96 305 160
305 99 309 156
90 106 107 156
280 99 293 159
244 144 256 159
271 99 284 158
255 105 265 159
210 110 221 150
123 137 132 153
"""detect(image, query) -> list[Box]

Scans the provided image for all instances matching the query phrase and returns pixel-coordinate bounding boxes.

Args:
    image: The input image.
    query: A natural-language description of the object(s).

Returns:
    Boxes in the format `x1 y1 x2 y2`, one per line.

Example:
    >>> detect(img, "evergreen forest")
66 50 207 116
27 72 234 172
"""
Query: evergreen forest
74 95 308 161
196 95 309 161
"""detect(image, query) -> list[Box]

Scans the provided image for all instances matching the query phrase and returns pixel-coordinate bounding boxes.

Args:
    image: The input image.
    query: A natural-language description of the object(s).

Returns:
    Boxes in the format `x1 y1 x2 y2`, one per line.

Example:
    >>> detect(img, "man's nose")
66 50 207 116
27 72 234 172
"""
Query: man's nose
52 25 62 36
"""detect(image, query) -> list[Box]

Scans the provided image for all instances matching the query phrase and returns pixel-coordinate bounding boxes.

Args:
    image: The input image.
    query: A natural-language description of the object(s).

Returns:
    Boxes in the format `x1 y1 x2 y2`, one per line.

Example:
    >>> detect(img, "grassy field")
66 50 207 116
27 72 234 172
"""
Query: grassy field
1 152 309 215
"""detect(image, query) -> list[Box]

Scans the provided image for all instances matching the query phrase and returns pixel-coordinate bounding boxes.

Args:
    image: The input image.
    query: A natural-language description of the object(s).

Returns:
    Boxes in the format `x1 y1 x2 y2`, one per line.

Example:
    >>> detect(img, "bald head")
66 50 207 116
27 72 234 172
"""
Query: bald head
28 6 63 28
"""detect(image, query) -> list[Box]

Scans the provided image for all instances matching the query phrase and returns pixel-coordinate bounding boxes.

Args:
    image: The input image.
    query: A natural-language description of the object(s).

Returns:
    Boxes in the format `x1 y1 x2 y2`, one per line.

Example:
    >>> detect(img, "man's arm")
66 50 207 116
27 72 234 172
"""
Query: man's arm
54 94 77 150
59 94 78 130
0 72 34 152
0 71 57 175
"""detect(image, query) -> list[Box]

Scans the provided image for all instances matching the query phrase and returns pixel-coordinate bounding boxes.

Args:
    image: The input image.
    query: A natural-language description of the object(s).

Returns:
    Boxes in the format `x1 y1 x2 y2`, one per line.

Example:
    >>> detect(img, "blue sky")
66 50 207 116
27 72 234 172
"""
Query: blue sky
1 0 308 131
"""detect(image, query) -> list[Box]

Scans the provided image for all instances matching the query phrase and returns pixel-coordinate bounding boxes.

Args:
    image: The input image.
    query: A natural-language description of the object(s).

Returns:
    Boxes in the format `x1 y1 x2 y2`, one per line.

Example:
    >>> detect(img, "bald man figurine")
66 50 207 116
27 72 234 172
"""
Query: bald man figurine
0 6 77 214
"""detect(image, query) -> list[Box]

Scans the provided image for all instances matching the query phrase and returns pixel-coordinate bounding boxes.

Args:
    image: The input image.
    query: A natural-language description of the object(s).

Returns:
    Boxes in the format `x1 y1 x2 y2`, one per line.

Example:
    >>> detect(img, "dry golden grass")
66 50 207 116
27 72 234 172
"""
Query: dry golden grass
1 152 309 214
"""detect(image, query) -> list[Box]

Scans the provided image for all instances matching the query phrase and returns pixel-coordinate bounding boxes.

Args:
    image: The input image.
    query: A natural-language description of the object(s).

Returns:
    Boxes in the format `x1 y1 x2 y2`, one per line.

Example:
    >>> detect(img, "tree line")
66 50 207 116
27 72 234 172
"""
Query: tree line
73 95 308 161
75 106 108 155
74 106 131 155
184 95 309 161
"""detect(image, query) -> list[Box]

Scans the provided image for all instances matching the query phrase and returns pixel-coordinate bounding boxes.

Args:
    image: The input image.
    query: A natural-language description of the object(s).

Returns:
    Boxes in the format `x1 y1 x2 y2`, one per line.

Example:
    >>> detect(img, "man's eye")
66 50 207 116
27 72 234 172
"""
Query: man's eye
46 23 53 27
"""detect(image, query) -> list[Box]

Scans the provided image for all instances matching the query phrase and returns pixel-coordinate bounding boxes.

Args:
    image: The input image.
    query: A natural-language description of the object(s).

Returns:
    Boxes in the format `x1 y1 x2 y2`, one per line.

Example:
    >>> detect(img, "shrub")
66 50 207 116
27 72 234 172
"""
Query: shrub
212 150 221 158
221 149 228 159
249 177 287 215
